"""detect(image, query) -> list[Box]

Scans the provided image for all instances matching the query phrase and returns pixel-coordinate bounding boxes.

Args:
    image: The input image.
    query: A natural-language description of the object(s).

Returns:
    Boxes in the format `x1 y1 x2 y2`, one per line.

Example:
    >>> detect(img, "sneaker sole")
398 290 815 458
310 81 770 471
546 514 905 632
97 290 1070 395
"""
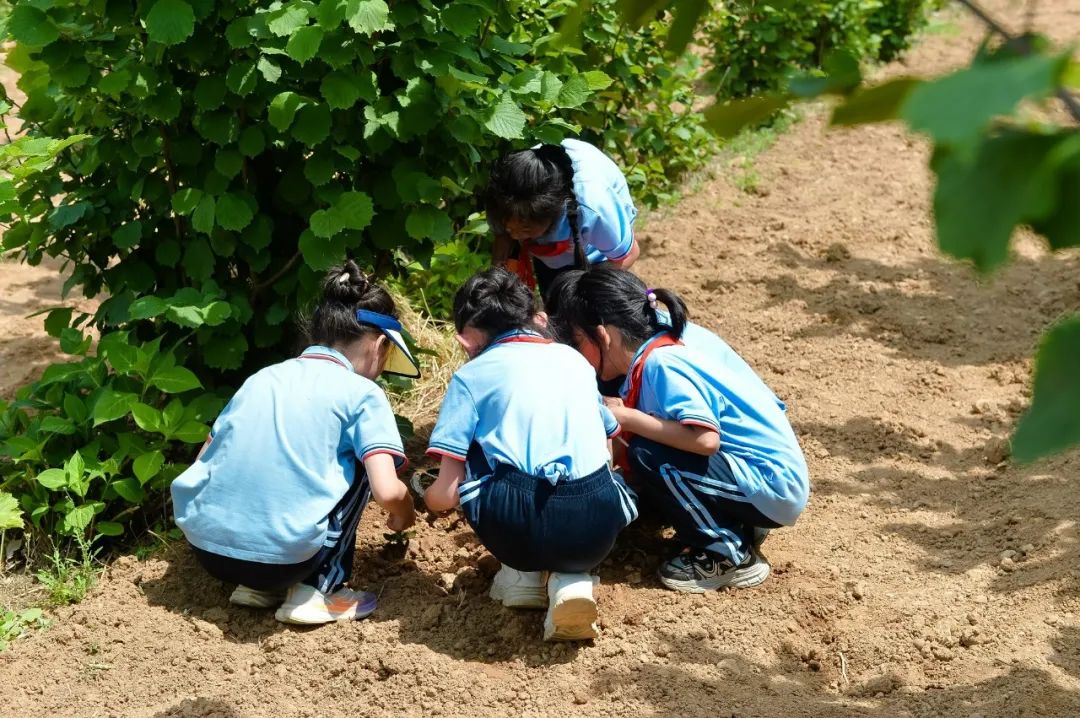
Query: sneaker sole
544 597 599 641
274 600 378 625
658 560 771 593
490 584 548 609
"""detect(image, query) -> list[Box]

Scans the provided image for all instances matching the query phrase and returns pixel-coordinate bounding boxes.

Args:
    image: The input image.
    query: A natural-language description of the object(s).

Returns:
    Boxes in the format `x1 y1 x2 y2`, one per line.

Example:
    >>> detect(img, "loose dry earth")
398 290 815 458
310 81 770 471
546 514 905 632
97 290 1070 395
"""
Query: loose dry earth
3 3 1080 716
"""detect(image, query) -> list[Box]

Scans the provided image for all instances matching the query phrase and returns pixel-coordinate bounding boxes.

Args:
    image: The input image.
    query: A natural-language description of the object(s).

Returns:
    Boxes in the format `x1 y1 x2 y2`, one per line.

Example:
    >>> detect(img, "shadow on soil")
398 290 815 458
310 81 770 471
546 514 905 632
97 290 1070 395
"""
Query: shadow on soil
151 698 242 718
757 243 1079 367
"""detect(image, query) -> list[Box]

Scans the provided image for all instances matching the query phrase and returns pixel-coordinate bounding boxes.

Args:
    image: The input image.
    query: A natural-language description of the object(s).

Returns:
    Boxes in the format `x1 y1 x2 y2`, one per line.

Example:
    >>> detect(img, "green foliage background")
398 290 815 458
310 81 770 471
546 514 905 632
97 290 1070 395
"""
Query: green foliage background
0 0 935 550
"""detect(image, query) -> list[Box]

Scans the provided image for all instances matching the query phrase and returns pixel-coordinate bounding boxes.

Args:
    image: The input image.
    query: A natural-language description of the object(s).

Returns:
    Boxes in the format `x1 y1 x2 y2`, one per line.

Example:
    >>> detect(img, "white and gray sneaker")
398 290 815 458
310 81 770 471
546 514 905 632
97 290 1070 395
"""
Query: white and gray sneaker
489 566 548 609
543 572 599 641
229 585 286 608
658 550 770 593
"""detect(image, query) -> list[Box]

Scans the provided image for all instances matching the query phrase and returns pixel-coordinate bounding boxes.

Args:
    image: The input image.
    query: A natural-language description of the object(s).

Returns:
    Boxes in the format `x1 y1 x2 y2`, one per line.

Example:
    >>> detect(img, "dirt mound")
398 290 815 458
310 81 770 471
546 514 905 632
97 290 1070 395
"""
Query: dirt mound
3 2 1080 716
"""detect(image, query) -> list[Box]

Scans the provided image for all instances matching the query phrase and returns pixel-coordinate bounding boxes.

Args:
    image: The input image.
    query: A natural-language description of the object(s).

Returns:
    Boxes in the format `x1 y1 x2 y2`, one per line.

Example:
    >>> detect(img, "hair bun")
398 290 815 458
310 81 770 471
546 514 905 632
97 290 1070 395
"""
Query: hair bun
323 259 371 304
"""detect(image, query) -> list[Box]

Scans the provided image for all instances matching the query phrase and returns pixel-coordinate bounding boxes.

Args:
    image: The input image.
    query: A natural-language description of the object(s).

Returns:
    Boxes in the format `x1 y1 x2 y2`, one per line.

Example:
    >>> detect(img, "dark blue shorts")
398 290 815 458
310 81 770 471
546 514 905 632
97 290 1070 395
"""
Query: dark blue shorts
459 444 637 573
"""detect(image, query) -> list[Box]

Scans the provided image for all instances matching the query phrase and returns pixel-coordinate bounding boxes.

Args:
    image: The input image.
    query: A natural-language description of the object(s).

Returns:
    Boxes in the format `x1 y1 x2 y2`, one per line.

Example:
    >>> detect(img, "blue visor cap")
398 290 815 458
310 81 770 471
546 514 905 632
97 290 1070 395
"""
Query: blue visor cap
356 310 421 378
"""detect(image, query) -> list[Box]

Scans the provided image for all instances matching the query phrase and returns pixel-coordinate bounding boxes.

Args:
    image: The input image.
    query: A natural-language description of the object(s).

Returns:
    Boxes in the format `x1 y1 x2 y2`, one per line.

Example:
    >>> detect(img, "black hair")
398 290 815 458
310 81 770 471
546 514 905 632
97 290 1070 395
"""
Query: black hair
546 266 688 349
486 144 589 270
304 259 397 347
453 266 538 340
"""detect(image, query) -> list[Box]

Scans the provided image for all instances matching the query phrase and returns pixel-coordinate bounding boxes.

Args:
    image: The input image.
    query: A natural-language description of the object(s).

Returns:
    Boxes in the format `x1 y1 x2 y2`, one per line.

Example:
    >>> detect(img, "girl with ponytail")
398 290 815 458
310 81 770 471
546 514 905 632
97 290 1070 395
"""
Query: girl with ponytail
485 139 640 298
547 267 809 594
172 261 420 625
423 267 637 642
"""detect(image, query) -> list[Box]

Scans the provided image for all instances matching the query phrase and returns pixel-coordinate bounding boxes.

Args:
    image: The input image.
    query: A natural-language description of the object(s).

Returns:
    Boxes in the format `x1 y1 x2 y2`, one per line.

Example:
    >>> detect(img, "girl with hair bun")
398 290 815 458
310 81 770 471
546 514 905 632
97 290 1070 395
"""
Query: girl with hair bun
172 260 420 625
423 267 637 642
486 139 640 297
547 266 809 594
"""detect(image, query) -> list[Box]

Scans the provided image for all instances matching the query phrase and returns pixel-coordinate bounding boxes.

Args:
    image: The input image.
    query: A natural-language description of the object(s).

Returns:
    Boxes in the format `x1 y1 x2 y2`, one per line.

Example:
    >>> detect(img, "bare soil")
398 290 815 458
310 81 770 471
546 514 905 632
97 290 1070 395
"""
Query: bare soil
2 3 1080 716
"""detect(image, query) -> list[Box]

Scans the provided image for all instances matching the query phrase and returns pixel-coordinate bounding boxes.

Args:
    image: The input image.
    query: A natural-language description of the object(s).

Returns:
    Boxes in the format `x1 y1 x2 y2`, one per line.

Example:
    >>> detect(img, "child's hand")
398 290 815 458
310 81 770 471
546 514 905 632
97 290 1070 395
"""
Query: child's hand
386 492 416 532
603 396 625 410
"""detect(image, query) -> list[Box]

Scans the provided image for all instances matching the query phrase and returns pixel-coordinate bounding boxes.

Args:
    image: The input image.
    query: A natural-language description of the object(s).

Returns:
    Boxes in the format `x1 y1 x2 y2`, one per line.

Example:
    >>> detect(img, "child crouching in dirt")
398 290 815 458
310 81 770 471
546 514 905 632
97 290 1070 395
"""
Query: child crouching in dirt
171 261 419 624
547 267 809 593
423 267 637 641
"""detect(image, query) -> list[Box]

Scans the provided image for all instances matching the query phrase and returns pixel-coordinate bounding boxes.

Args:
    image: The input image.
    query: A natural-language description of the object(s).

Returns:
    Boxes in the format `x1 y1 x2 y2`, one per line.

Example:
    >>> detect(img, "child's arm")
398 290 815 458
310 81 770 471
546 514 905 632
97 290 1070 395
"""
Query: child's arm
363 453 416 532
608 401 720 456
424 455 465 513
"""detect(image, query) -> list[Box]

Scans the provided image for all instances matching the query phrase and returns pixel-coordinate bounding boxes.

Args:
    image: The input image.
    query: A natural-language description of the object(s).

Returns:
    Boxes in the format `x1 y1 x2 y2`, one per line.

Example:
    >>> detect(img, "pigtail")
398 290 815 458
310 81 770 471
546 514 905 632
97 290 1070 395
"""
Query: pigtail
303 259 396 346
650 288 689 339
535 144 588 271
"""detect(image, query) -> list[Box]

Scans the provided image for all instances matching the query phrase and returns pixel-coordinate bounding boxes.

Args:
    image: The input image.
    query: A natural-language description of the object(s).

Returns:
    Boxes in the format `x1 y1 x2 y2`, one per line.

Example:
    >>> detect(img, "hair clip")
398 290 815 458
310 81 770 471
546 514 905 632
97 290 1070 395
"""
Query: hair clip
646 289 658 310
338 273 350 284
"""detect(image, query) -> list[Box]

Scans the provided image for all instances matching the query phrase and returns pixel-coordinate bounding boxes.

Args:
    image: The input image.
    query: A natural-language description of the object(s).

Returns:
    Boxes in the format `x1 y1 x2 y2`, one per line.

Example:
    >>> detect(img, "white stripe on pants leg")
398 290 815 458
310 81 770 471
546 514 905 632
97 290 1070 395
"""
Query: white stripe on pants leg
660 464 742 562
318 477 371 594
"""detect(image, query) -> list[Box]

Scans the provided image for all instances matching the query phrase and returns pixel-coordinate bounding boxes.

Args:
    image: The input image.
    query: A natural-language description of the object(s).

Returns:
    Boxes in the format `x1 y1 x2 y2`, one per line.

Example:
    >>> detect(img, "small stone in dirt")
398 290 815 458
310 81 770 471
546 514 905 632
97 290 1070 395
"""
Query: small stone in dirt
824 243 851 262
999 550 1017 562
815 447 830 459
959 629 983 648
1020 543 1035 555
855 673 903 697
1044 615 1061 627
931 646 954 662
851 583 867 600
999 557 1016 572
438 573 457 591
573 691 589 705
967 614 979 626
420 605 442 630
983 438 1011 465
1007 516 1022 526
626 571 642 585
654 643 672 658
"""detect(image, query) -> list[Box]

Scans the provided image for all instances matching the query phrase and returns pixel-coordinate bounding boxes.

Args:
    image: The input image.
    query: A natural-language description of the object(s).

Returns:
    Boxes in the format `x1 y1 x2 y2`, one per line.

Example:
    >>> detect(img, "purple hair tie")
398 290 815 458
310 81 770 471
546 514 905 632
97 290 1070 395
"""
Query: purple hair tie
645 289 658 309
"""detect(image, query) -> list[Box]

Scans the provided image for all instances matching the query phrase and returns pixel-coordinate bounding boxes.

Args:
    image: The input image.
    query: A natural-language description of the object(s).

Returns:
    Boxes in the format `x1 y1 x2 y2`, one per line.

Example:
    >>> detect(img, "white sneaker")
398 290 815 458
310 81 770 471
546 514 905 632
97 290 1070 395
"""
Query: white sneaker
543 572 599 641
489 566 548 609
229 585 286 609
274 584 377 625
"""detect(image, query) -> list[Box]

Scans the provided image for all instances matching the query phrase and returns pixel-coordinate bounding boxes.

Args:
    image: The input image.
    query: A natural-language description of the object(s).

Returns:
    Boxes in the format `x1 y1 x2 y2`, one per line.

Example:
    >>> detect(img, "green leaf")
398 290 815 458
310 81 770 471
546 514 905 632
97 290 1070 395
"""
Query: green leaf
321 72 362 109
93 390 137 426
62 504 97 533
484 93 526 139
704 94 790 138
310 208 345 238
114 221 143 250
8 6 60 47
148 366 202 394
0 491 23 531
172 187 204 215
902 54 1066 149
144 0 196 46
63 394 89 424
1031 158 1080 250
405 206 453 242
931 131 1077 272
1013 315 1080 462
257 56 283 83
286 26 324 65
133 451 166 485
304 153 336 186
347 0 391 34
268 3 311 36
441 3 485 37
204 333 248 370
293 103 332 146
832 78 921 126
96 522 124 537
239 126 266 157
216 193 254 231
666 0 708 56
111 478 144 504
335 191 374 231
44 307 73 338
539 72 563 104
192 195 216 234
131 403 163 433
582 70 613 91
35 469 68 491
183 237 215 281
226 60 258 97
60 328 91 356
555 74 591 109
268 92 309 132
299 229 339 270
40 415 76 435
99 69 131 97
194 76 227 110
214 150 244 179
128 296 168 320
174 421 211 444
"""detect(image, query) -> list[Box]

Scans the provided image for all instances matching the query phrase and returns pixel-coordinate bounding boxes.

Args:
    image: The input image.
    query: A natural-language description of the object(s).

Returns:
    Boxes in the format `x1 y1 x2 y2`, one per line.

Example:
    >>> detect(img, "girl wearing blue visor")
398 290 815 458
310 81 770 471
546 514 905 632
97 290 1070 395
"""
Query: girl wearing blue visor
548 267 809 594
423 267 637 641
172 260 420 624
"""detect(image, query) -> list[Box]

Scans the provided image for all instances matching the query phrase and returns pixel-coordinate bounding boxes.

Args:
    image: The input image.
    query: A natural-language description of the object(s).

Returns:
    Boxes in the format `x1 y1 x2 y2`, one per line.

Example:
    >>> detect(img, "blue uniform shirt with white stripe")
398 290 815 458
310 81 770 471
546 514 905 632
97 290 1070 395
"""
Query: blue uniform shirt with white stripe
428 330 618 484
493 139 637 269
623 330 809 526
171 345 405 564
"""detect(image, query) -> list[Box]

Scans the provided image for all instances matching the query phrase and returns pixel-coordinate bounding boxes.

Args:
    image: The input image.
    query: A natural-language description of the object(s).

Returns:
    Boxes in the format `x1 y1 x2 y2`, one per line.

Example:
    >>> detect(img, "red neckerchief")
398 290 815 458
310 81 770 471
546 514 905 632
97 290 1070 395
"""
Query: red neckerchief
514 239 573 290
620 333 683 447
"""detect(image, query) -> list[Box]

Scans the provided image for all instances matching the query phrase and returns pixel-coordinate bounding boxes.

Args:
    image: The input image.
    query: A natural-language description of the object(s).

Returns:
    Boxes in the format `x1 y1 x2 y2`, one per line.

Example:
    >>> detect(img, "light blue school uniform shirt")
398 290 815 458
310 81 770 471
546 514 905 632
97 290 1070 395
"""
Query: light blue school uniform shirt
624 330 809 526
427 330 619 484
171 345 405 564
494 139 637 269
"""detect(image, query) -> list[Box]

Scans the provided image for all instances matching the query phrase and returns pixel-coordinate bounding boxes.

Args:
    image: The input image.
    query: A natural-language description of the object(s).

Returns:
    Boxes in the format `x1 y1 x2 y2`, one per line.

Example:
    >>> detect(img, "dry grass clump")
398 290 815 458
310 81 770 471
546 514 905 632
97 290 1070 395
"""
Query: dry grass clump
387 296 462 452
